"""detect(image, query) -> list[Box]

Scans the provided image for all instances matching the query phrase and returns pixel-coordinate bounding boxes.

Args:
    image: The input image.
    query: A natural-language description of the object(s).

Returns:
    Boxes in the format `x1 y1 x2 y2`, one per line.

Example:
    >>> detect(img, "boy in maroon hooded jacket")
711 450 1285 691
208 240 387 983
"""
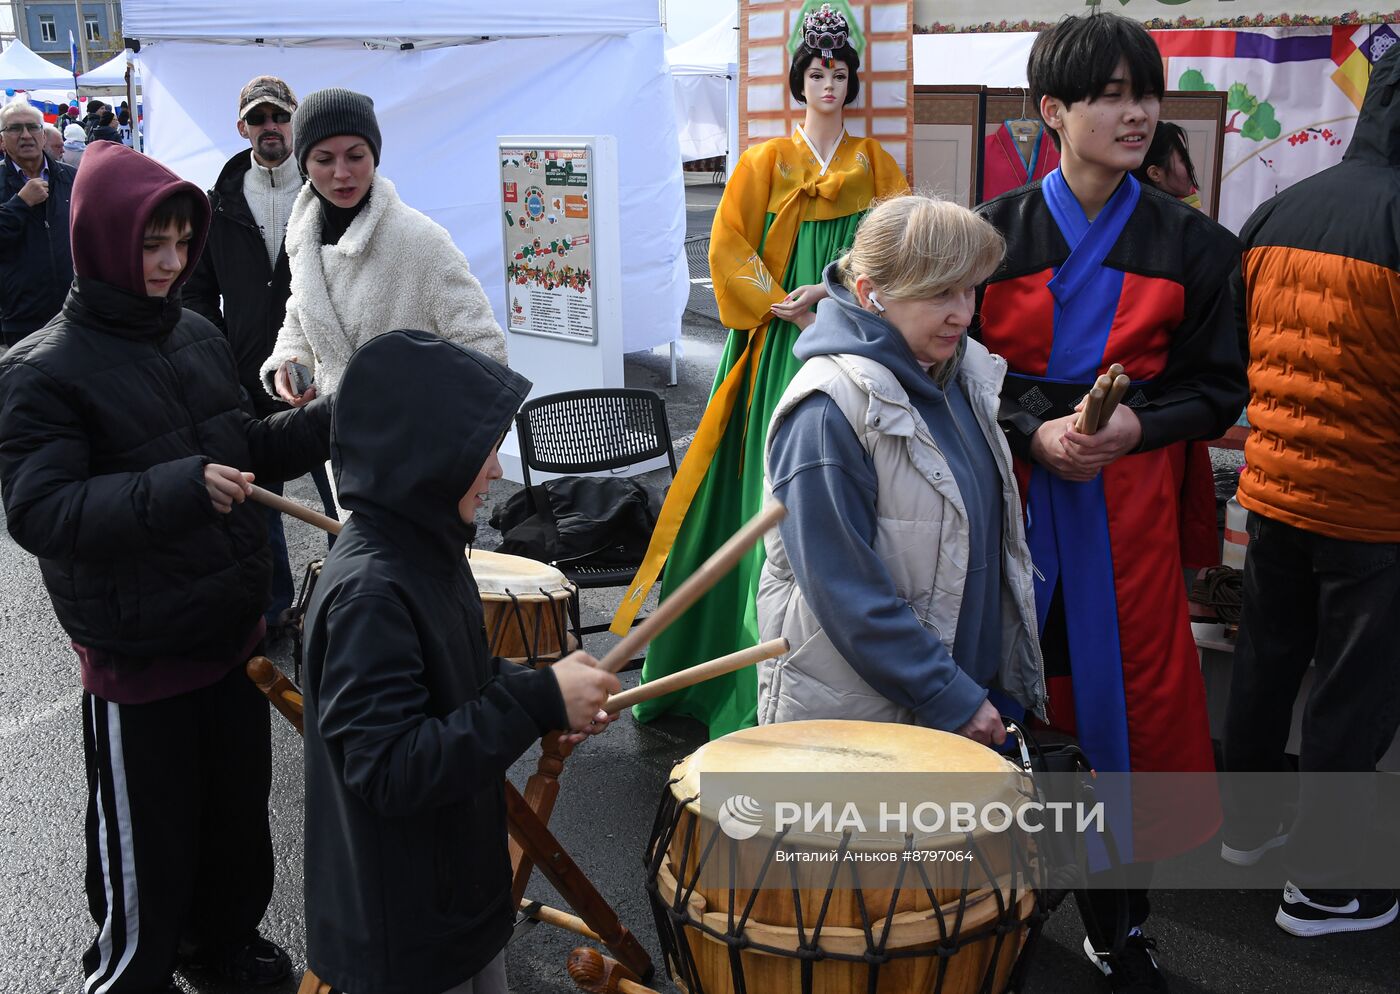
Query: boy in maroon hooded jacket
0 143 330 991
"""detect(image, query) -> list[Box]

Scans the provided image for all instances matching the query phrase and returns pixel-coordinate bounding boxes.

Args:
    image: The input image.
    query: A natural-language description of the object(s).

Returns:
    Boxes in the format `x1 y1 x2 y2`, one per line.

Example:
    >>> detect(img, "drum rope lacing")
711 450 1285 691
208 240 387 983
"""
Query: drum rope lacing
486 586 571 665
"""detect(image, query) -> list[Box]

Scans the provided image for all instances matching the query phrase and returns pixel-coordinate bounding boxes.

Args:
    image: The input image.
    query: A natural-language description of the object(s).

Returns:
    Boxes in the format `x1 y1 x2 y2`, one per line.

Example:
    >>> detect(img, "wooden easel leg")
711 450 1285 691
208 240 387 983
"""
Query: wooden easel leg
505 782 653 981
510 730 576 904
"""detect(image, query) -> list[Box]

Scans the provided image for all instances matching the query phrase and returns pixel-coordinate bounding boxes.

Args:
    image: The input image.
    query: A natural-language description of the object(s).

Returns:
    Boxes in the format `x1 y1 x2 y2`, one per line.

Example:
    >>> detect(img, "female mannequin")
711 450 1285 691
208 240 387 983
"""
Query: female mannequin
618 4 909 738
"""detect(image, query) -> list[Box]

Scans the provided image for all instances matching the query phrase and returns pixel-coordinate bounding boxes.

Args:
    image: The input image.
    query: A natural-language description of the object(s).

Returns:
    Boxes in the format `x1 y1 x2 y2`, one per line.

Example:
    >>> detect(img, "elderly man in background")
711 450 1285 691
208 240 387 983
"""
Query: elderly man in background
43 123 64 162
186 75 338 632
0 101 75 347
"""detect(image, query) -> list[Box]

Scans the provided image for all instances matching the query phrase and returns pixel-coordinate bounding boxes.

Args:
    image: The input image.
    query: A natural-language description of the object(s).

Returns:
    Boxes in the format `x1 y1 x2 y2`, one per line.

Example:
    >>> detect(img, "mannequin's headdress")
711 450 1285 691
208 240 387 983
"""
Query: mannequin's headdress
803 4 849 62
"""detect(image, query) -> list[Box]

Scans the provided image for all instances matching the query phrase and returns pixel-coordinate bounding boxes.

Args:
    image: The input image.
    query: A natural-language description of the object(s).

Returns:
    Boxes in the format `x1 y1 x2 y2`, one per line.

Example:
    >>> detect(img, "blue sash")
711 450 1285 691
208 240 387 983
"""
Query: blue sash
1024 170 1142 859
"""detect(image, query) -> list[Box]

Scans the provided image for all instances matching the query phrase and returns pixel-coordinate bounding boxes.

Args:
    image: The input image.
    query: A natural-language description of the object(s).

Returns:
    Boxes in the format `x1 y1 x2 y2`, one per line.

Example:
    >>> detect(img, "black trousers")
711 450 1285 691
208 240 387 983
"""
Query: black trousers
1223 513 1400 892
1043 586 1155 949
1078 864 1154 952
82 663 274 993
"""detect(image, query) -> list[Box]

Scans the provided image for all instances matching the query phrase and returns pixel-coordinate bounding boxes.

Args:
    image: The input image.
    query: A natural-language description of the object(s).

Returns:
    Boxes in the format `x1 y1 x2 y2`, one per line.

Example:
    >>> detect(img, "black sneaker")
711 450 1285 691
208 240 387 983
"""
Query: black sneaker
1220 824 1288 866
1275 882 1398 937
184 932 292 986
1084 929 1169 992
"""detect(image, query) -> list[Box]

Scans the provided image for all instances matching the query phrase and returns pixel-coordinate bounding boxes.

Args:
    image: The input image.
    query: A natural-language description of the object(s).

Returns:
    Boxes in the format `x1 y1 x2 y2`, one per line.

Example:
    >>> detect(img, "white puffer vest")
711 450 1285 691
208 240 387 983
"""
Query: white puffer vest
755 340 1045 726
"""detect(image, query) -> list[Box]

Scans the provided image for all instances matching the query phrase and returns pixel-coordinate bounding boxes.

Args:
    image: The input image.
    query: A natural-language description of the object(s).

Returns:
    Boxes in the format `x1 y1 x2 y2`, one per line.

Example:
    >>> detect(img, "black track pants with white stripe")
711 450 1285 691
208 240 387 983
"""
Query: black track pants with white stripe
82 663 274 993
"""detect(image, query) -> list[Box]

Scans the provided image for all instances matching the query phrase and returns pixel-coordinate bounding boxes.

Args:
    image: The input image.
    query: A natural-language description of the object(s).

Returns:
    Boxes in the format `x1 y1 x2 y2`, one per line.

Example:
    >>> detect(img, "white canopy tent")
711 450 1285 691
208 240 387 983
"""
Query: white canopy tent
0 39 77 90
79 49 139 88
667 12 737 165
124 0 687 354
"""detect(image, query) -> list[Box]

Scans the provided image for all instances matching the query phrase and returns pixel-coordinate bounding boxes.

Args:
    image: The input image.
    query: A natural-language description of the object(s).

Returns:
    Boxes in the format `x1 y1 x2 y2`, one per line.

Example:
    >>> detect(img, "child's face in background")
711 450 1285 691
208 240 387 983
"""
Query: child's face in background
1150 148 1196 199
458 446 503 524
142 221 192 297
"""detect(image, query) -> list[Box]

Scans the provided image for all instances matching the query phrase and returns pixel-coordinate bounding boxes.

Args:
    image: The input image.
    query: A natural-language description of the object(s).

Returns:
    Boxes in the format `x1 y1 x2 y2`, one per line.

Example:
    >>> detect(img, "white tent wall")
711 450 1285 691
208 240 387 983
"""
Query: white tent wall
668 11 737 163
122 0 657 41
672 73 729 162
913 32 1033 88
133 10 687 354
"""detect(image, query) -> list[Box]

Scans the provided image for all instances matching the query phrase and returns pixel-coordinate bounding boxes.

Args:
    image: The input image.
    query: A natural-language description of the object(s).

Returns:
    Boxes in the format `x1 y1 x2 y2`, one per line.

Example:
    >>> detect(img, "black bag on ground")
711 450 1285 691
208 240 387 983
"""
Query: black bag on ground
489 476 660 569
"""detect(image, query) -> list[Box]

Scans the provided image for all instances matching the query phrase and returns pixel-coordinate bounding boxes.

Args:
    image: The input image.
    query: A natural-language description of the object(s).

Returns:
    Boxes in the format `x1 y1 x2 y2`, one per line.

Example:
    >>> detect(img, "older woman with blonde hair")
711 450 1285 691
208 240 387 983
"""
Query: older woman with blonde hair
756 194 1044 744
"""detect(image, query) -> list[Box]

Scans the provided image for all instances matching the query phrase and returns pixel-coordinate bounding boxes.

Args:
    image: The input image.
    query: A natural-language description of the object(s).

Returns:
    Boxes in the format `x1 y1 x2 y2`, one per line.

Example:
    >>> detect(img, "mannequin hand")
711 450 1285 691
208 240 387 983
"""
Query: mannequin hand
770 283 826 323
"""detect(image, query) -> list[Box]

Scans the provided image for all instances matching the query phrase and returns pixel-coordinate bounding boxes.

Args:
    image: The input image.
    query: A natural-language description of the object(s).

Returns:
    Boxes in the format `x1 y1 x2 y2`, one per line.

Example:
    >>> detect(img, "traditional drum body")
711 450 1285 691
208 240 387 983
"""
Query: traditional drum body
646 720 1044 994
468 549 576 665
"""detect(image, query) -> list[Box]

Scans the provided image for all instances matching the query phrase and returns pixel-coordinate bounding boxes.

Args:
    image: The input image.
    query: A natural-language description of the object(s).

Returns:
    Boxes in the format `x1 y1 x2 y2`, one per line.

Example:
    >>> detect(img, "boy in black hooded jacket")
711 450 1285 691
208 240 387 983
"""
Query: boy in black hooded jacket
300 329 619 994
0 141 329 991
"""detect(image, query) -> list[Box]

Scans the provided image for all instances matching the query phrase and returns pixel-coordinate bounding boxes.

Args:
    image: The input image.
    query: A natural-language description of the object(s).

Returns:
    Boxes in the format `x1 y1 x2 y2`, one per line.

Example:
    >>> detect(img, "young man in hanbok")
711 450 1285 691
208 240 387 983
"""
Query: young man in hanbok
975 13 1247 993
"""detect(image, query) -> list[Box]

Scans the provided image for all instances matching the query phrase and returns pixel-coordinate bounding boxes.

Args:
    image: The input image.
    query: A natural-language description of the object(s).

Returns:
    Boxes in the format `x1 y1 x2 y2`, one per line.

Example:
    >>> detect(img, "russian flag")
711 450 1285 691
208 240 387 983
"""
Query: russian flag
69 30 79 78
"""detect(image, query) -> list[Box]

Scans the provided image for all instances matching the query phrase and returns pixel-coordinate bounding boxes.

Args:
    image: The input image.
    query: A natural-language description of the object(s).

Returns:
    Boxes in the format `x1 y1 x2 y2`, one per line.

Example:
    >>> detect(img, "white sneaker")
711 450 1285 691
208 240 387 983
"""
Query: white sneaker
1275 881 1398 937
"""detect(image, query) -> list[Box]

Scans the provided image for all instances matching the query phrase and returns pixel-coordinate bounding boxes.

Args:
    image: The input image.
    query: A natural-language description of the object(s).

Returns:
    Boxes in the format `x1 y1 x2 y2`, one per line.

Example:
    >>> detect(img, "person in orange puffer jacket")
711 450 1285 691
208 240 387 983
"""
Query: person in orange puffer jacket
1222 41 1400 940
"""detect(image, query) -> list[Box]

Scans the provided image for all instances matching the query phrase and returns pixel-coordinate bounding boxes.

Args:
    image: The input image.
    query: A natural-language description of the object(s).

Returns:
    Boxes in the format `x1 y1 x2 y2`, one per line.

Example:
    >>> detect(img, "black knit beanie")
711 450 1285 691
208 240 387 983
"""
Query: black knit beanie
294 88 382 173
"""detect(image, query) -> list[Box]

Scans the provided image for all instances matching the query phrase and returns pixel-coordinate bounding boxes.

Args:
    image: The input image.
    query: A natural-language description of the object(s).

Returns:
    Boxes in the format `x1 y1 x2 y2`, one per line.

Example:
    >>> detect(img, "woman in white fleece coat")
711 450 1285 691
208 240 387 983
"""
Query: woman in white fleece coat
261 88 505 405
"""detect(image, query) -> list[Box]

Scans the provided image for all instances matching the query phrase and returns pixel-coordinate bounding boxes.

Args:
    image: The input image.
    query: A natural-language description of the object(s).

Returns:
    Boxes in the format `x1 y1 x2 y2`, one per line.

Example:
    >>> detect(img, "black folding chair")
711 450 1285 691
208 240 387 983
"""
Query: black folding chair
513 388 677 651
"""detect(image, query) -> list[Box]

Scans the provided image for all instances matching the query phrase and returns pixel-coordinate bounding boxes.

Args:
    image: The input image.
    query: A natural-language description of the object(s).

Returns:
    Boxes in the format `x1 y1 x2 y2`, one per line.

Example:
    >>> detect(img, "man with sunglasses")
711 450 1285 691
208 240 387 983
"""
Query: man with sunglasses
0 101 75 347
187 76 339 637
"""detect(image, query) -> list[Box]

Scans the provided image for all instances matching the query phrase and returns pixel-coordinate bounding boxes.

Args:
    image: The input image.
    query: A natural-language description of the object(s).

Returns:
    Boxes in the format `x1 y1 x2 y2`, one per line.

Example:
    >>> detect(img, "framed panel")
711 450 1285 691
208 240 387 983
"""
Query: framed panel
1160 91 1228 221
912 86 981 207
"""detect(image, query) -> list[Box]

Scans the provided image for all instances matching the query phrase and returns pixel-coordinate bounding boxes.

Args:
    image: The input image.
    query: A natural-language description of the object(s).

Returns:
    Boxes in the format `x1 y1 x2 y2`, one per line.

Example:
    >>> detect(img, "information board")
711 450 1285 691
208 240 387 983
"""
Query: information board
499 143 598 344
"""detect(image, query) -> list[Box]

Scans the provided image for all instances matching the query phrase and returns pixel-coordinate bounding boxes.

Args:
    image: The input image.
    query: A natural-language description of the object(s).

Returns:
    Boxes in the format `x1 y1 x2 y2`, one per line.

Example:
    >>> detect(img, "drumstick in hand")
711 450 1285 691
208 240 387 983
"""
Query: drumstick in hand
1098 373 1131 428
602 638 788 714
249 485 343 536
598 502 786 675
1076 378 1110 435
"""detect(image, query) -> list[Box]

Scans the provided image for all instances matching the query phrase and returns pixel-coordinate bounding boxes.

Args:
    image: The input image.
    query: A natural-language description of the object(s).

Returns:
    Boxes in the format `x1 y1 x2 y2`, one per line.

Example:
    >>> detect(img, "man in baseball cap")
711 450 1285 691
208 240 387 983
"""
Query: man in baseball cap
186 73 340 690
236 75 298 167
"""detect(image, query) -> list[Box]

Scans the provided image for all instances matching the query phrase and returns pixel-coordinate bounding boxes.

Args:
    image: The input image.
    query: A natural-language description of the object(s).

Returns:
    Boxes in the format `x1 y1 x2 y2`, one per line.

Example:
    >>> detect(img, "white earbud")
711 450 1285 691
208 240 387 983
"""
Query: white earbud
869 291 885 314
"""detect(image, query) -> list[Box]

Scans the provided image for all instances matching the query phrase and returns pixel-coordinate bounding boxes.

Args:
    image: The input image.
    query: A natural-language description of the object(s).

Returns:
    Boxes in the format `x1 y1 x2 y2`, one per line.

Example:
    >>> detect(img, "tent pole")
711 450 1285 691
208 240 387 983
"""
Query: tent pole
125 59 137 151
72 0 89 73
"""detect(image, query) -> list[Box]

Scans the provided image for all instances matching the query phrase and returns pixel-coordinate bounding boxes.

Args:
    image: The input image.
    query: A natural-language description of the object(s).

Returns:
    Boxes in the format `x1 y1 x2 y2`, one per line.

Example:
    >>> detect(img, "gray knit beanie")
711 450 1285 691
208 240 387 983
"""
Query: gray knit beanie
293 88 382 173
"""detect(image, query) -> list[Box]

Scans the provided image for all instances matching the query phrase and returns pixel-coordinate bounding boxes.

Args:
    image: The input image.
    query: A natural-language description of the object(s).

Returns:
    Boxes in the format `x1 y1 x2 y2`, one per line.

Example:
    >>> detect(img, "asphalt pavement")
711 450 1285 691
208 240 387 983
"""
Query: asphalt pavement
3 182 1396 994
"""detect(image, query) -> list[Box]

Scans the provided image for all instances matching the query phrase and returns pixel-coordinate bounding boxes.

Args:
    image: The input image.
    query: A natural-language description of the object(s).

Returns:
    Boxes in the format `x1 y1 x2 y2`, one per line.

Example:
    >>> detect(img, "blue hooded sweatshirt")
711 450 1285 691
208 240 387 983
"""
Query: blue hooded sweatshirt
766 262 1004 730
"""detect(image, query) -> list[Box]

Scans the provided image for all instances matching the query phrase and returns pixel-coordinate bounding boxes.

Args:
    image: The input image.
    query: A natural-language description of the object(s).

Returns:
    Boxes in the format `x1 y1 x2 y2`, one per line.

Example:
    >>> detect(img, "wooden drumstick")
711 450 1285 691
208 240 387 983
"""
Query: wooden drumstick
567 948 658 994
602 638 788 714
597 502 786 675
1098 373 1131 428
1076 379 1110 435
247 656 305 735
249 484 343 536
519 900 601 941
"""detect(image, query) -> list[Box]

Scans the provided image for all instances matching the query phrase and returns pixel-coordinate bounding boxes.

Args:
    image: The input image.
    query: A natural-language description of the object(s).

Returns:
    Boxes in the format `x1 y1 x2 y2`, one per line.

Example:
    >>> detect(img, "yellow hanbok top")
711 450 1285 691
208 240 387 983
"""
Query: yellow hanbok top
614 129 908 630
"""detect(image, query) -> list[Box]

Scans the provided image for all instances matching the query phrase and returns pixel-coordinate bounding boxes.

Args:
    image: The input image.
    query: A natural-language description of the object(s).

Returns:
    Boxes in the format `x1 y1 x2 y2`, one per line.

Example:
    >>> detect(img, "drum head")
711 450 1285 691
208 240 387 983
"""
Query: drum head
467 548 571 597
672 719 1014 797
